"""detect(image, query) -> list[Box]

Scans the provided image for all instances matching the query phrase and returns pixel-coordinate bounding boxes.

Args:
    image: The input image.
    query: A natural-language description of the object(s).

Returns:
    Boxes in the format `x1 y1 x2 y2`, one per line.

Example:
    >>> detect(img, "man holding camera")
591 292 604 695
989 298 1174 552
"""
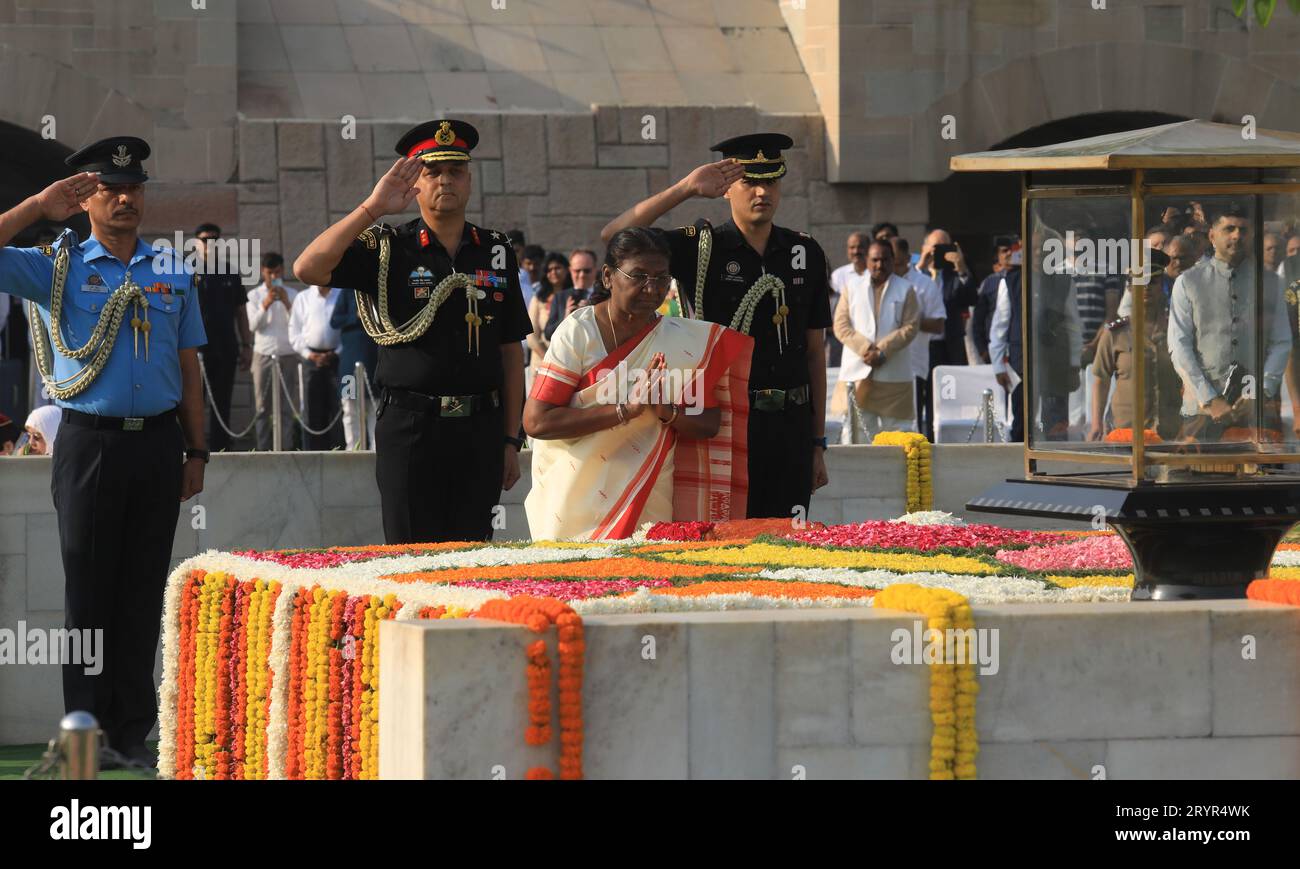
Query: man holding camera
917 229 977 440
544 248 599 342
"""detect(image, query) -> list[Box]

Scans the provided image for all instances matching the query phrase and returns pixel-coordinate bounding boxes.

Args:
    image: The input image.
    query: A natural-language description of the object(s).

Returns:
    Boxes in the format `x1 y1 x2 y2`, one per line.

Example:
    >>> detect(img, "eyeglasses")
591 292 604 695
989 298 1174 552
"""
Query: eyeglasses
614 266 671 291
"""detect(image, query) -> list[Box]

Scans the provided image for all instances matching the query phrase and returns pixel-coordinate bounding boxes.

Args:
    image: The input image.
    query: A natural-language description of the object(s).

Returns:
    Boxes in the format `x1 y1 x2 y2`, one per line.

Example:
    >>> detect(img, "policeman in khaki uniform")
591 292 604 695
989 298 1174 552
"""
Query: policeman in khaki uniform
602 133 833 519
295 120 531 543
0 137 209 769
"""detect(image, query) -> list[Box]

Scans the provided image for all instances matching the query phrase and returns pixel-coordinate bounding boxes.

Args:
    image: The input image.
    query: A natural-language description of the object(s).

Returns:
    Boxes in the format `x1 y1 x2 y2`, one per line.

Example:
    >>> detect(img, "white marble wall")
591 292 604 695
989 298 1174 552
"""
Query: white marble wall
380 601 1300 780
0 443 1093 744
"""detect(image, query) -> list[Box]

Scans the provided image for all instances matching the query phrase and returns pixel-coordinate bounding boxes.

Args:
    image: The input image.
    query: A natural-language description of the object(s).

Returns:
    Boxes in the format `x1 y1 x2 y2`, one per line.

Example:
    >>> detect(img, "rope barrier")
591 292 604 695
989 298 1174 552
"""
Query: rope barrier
197 353 260 440
274 356 344 437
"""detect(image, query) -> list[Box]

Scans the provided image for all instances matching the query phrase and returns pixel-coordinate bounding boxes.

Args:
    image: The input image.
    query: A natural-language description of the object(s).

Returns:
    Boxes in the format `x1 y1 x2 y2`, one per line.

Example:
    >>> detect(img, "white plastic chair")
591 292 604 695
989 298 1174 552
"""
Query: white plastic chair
931 363 1010 443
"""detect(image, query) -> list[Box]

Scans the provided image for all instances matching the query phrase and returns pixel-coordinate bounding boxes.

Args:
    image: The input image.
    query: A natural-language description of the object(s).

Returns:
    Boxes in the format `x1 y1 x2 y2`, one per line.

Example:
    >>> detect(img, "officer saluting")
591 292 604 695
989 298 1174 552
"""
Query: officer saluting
295 120 530 543
602 133 832 519
0 137 209 769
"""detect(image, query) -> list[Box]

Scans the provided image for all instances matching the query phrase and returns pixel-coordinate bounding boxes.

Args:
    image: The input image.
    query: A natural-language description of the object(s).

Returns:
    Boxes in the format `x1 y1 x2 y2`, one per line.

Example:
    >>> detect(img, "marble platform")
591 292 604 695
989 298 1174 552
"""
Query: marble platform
379 601 1300 780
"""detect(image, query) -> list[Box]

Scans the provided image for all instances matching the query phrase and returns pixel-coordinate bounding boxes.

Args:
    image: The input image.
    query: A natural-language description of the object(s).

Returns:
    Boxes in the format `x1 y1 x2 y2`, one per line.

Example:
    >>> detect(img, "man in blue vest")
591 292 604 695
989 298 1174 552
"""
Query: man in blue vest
0 137 208 770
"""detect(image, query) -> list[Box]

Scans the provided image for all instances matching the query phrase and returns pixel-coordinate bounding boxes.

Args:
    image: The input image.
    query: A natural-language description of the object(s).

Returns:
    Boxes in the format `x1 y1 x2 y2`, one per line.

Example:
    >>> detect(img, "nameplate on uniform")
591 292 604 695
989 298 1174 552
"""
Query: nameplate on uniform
80 283 109 294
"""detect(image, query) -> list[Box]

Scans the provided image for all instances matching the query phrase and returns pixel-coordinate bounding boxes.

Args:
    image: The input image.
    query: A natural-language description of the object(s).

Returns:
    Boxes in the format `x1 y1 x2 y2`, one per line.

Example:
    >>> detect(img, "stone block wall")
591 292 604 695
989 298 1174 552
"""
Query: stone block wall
782 0 1300 182
380 601 1300 779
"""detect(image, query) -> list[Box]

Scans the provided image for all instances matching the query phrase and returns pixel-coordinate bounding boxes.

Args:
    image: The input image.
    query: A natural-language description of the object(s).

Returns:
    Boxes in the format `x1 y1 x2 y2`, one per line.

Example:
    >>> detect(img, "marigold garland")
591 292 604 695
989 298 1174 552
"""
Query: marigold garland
173 522 1300 782
873 584 978 780
474 596 585 780
1248 577 1300 605
872 432 933 513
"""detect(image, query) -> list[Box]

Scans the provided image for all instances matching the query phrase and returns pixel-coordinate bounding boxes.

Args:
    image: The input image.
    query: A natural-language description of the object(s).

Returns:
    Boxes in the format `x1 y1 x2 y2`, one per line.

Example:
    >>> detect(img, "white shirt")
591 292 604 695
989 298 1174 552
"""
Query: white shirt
906 266 945 377
831 264 865 346
246 281 299 357
288 286 342 360
830 263 868 305
990 275 1082 375
989 278 1013 374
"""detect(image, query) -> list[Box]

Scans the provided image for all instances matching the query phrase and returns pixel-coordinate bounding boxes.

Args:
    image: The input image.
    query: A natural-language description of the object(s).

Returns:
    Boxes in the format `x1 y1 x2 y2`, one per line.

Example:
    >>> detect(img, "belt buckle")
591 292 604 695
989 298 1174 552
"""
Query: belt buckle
440 396 470 418
123 417 144 432
754 389 786 412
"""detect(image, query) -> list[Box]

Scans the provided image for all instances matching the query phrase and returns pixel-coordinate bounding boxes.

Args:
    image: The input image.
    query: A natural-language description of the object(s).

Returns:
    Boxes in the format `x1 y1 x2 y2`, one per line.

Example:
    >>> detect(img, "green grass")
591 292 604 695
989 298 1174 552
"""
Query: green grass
0 742 158 781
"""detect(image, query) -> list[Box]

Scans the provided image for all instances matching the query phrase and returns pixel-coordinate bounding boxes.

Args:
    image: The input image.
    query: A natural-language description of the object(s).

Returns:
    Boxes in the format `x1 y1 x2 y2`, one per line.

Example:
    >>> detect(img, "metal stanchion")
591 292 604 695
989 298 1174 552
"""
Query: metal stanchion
59 711 99 780
983 388 996 443
297 358 306 435
271 352 283 452
354 361 367 451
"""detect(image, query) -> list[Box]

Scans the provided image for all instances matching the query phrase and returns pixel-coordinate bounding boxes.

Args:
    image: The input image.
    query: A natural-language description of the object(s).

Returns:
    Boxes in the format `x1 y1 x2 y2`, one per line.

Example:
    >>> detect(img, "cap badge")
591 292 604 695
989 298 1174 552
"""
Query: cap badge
434 121 455 146
112 145 131 167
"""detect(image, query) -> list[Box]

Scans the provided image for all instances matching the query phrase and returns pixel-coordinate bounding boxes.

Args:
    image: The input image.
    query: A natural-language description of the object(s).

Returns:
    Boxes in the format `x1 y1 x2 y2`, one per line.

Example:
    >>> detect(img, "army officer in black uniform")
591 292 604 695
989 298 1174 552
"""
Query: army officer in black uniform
295 120 531 543
601 133 832 519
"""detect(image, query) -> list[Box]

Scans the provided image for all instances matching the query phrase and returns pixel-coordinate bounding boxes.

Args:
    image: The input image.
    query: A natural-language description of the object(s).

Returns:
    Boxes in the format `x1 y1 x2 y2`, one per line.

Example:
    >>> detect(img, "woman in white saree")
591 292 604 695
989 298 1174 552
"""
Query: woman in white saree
523 228 752 540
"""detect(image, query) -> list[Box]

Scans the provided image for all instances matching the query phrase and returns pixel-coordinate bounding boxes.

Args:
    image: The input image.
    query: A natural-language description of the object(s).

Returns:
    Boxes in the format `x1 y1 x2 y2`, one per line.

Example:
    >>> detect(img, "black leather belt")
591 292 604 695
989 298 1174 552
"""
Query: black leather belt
383 387 501 418
749 384 810 413
62 407 178 432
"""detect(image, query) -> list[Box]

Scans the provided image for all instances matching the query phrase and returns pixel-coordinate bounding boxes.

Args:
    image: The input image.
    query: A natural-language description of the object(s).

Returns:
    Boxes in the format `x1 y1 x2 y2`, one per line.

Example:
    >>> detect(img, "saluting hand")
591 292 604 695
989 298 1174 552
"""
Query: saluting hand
364 158 422 217
684 159 744 199
36 172 100 221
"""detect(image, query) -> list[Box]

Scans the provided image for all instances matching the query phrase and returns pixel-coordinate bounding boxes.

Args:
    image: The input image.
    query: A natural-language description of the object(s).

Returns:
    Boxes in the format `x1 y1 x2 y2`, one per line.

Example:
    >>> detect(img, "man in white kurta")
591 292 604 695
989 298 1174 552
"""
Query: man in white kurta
833 240 920 442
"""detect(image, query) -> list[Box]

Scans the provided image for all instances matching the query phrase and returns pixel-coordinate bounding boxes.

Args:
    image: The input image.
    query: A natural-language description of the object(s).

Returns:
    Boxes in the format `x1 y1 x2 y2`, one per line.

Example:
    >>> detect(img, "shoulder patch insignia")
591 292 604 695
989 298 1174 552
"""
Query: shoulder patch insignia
357 229 377 250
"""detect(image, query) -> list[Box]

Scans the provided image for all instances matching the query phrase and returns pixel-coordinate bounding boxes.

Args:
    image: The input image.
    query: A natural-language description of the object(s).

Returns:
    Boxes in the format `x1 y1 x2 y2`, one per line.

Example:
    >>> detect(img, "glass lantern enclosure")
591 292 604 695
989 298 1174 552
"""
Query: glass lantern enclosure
951 121 1300 599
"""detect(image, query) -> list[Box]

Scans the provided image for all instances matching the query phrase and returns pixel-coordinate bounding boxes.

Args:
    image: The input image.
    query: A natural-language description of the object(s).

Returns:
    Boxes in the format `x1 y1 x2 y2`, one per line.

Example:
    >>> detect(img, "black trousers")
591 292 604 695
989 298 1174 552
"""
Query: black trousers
375 398 504 543
205 350 236 452
52 415 183 753
304 356 344 451
746 401 814 519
